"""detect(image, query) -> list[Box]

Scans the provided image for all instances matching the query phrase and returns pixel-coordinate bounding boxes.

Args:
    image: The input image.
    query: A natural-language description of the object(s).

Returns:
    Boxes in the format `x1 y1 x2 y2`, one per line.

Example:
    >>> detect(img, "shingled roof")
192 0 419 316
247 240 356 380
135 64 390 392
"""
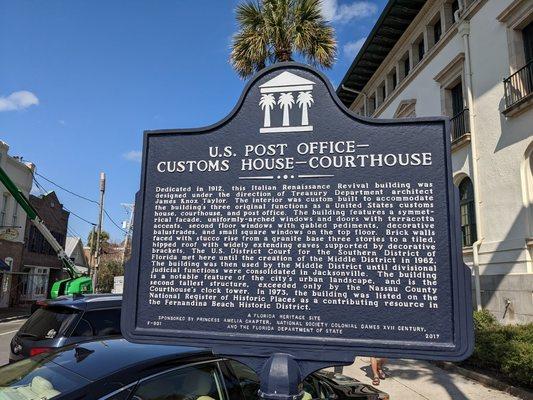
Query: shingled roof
336 0 427 107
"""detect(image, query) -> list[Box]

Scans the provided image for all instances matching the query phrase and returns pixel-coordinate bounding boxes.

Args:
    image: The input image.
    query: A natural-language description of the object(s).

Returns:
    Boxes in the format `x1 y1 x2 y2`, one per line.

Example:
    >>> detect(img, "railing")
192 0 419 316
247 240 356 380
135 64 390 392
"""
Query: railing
504 60 533 110
450 108 470 141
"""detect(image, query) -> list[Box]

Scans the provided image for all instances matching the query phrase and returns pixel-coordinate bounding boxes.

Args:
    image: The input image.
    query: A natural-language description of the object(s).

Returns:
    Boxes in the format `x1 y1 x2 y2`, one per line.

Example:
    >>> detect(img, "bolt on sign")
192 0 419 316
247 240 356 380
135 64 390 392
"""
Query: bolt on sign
122 63 473 392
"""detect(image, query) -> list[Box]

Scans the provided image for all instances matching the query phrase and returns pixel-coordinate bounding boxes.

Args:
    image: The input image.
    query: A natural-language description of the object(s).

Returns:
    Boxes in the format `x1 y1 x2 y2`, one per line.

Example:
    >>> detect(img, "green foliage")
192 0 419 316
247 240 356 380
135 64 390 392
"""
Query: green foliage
231 0 337 78
87 230 110 254
473 309 497 330
468 310 533 388
501 340 533 386
96 260 123 293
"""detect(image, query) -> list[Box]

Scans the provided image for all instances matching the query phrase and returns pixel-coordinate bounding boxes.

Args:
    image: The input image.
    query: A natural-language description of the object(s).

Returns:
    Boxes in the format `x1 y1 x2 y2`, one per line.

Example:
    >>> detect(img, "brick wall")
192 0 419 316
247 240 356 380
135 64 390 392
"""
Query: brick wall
22 192 69 270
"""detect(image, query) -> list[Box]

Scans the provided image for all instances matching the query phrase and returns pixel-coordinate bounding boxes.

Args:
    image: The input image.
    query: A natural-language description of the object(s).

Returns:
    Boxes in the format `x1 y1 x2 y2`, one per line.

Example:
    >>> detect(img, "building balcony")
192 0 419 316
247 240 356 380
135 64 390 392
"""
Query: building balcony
503 60 533 117
450 108 471 151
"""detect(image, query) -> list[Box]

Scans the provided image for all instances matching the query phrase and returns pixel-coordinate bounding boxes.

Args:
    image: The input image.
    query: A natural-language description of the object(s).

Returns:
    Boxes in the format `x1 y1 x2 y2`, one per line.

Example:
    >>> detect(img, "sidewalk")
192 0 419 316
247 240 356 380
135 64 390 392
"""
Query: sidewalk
341 357 524 400
0 306 31 323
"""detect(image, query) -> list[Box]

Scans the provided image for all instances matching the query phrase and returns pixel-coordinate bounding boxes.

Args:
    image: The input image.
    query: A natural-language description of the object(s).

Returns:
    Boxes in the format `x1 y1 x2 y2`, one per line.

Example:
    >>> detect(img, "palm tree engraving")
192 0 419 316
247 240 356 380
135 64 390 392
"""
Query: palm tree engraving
297 91 314 125
278 93 295 126
259 94 276 127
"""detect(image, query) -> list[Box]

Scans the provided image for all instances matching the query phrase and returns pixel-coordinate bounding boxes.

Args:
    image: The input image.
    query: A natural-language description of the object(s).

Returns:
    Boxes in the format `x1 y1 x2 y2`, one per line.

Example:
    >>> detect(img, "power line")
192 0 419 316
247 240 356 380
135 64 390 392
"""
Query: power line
33 176 96 227
34 171 128 234
34 171 98 204
31 177 84 239
67 225 82 238
104 209 127 234
65 207 97 227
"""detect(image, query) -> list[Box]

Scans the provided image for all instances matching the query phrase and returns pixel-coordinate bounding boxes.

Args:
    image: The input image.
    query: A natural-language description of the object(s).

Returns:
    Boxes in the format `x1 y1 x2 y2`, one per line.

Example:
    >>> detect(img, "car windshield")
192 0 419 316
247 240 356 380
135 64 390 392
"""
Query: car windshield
18 307 79 340
0 356 89 399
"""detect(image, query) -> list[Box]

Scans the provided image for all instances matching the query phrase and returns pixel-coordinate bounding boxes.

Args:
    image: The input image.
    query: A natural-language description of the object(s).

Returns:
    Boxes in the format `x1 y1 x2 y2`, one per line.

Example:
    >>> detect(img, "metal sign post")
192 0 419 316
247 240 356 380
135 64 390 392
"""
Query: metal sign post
122 63 473 395
259 353 303 400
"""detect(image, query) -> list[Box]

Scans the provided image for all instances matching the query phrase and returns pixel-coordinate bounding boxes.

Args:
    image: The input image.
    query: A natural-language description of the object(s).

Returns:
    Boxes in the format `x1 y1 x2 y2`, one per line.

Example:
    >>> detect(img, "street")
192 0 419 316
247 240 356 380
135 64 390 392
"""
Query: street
0 319 25 366
0 320 524 399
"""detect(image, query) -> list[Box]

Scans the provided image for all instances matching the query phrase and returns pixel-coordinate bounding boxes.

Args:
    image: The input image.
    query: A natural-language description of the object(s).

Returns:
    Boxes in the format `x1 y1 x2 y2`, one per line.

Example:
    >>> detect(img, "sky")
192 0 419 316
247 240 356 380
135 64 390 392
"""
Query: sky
0 0 387 242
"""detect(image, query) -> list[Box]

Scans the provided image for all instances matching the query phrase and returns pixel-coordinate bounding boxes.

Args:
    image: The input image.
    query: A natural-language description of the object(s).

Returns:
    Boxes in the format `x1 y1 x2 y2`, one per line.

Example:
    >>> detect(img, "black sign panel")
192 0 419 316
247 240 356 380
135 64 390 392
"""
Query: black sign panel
122 63 473 364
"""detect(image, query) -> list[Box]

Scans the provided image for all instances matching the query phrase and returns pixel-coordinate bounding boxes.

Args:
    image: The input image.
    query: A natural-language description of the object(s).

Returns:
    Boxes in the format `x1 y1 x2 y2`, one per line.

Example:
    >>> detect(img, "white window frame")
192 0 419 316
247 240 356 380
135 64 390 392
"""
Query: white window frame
0 193 8 227
498 0 533 75
12 203 18 227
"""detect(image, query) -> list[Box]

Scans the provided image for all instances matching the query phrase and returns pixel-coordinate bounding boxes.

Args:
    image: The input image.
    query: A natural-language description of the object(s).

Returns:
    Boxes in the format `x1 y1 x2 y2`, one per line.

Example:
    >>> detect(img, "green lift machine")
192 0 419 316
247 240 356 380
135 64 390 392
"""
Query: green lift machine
0 166 93 299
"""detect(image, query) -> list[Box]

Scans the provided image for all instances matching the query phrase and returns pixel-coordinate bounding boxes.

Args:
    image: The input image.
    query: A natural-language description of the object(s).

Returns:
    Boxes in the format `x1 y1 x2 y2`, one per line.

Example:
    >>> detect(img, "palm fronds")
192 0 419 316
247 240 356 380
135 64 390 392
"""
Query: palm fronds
231 0 337 78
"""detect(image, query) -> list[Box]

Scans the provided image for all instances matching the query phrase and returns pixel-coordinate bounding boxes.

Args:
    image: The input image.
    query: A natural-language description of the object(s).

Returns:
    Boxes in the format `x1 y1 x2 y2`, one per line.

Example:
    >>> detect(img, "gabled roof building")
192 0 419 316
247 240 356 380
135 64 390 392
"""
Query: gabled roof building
65 236 89 274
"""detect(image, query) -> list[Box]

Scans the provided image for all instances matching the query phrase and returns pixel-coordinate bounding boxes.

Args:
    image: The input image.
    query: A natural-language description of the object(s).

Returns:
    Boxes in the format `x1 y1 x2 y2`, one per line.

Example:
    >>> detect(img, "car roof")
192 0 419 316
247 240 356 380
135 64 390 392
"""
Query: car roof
48 338 210 381
39 293 122 310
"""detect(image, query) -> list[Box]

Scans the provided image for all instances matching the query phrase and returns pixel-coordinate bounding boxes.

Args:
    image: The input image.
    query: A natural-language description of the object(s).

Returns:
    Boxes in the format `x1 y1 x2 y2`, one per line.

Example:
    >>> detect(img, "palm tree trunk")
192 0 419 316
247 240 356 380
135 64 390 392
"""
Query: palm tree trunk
264 108 271 127
282 105 290 126
302 106 308 125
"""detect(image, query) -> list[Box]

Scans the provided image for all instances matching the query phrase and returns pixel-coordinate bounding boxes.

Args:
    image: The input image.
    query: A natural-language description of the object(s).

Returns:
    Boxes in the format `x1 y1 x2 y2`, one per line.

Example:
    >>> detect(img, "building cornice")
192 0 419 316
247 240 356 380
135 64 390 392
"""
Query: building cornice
370 23 458 117
336 0 428 106
434 53 465 83
497 0 532 24
348 0 489 116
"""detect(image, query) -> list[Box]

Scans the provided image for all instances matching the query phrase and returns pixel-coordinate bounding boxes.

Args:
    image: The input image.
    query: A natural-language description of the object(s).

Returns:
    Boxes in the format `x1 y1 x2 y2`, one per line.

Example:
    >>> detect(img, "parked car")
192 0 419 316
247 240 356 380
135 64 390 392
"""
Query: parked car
0 338 389 399
10 294 121 363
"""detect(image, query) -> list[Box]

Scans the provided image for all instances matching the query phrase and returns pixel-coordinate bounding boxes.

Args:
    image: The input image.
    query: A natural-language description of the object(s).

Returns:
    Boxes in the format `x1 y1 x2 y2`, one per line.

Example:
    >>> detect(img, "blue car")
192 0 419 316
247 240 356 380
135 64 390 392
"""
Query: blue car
10 294 122 363
0 338 389 400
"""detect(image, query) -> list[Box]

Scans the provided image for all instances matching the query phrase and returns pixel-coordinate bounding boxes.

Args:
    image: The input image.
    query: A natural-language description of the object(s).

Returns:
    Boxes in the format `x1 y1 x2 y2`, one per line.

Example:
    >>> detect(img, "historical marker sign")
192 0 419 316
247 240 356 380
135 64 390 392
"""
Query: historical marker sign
122 63 473 368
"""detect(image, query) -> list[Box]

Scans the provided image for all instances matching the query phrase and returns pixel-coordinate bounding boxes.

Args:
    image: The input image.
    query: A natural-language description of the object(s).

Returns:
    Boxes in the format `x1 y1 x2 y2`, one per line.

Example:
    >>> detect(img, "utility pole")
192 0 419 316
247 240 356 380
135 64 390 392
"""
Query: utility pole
93 172 106 291
89 225 96 268
121 203 134 267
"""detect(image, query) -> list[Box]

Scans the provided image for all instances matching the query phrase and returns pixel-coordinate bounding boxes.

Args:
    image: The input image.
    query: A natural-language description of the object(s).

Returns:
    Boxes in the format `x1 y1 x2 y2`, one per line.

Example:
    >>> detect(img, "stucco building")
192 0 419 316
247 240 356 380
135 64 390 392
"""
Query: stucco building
337 0 532 322
0 141 34 308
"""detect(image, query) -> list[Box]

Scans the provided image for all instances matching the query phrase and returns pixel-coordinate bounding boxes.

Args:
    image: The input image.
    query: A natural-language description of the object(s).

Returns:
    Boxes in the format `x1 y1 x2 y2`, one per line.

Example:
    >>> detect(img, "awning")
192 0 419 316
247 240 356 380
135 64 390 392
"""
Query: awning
336 0 427 107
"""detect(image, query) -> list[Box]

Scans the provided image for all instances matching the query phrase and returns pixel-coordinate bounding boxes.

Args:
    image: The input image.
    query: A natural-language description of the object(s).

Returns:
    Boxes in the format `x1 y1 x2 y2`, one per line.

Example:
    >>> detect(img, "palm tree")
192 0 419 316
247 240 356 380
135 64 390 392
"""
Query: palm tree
259 93 276 127
278 92 295 126
296 91 313 125
87 230 110 255
231 0 337 78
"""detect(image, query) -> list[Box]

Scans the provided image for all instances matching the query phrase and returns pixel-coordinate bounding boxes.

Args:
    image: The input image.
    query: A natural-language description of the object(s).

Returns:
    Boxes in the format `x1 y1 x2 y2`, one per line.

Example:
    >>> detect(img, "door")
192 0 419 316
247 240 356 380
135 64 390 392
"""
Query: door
523 21 533 63
21 267 50 301
523 21 533 95
226 360 336 400
451 82 464 117
129 362 226 400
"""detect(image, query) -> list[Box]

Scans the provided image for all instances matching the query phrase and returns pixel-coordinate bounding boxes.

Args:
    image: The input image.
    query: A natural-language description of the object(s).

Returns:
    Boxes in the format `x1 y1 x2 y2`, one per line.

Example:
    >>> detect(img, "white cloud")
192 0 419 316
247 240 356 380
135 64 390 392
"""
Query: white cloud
320 0 337 21
58 119 66 126
343 37 367 58
0 90 39 112
123 150 142 162
321 0 377 23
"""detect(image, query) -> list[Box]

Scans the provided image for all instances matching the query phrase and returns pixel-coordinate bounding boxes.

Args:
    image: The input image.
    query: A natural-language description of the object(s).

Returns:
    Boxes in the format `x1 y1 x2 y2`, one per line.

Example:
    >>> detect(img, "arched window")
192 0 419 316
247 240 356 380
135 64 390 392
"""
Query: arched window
459 177 477 246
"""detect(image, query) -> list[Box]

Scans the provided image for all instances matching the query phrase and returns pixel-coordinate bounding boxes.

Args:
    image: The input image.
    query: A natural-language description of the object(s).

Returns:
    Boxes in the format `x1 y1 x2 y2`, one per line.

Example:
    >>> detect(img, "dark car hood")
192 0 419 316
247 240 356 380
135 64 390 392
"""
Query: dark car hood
46 338 209 381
